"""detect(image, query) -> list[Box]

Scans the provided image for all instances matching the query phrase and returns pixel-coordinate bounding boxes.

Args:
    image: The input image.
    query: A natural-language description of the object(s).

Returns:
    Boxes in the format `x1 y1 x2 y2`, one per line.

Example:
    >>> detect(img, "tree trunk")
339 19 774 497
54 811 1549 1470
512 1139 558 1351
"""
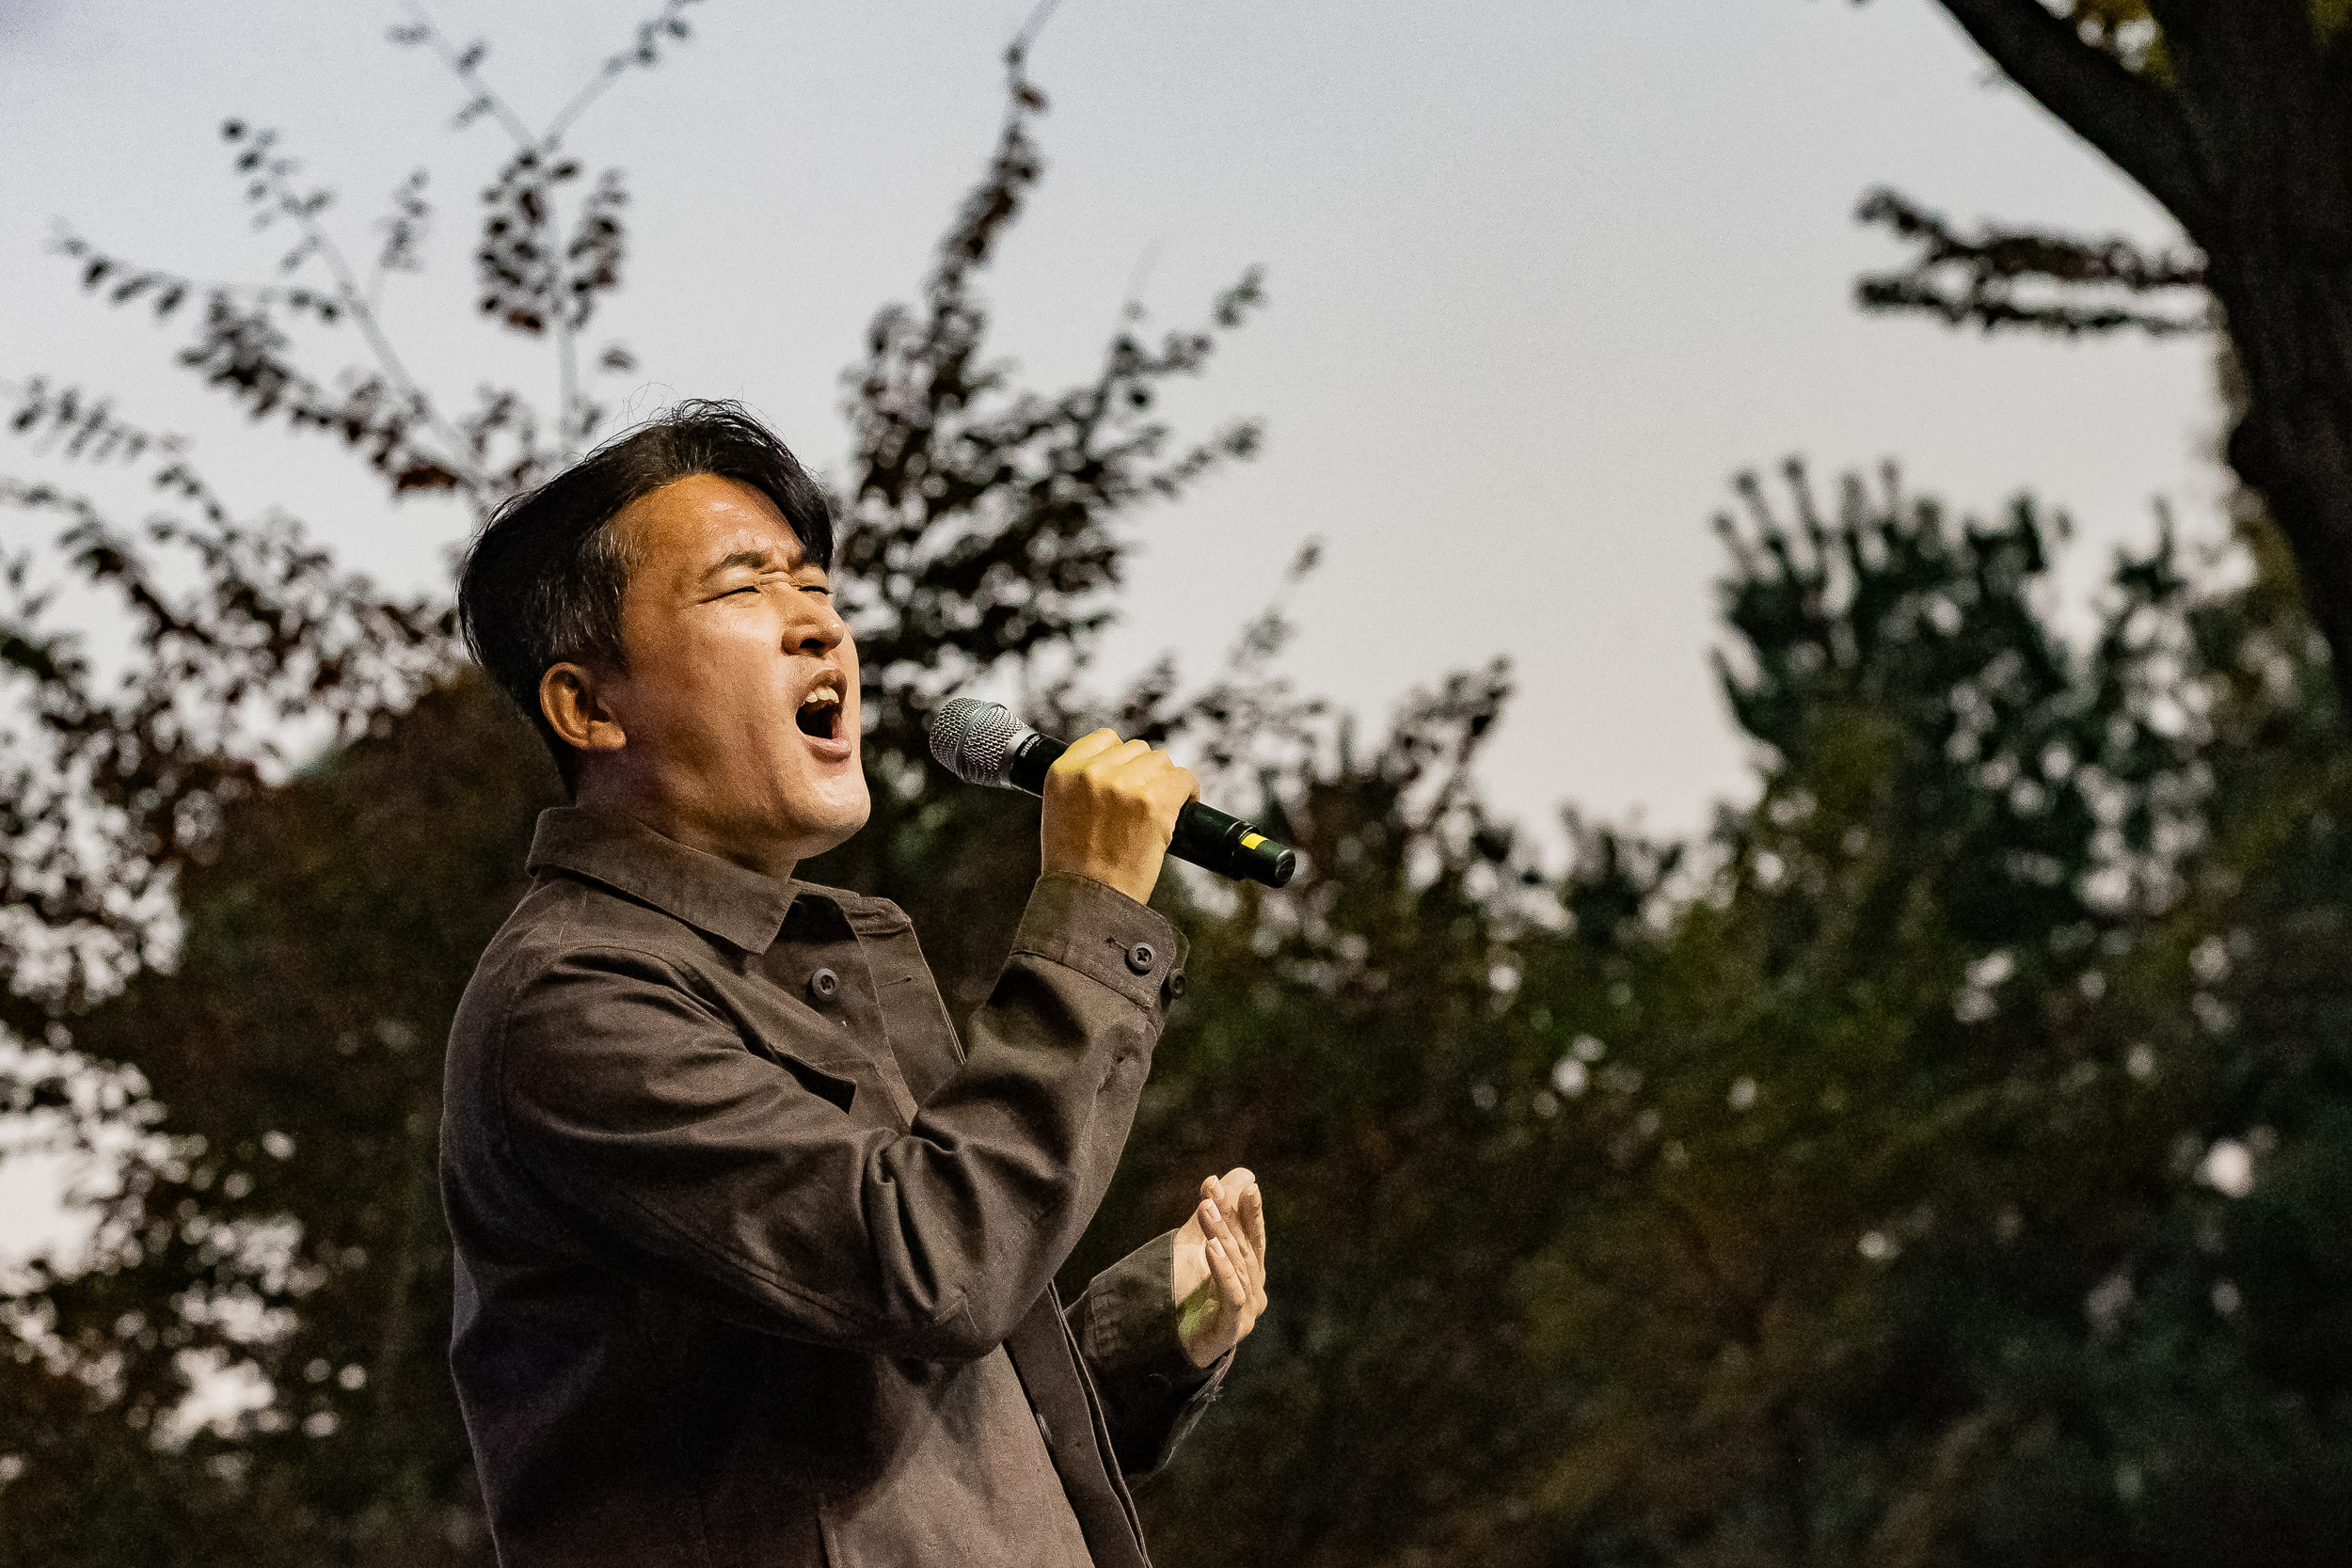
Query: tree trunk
2156 0 2352 714
2214 255 2352 716
1932 0 2352 716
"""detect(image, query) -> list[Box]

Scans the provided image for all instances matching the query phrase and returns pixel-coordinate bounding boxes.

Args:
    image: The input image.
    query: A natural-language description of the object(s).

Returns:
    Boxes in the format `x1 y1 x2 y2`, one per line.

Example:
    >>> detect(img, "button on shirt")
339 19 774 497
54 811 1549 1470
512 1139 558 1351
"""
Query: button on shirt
440 807 1222 1568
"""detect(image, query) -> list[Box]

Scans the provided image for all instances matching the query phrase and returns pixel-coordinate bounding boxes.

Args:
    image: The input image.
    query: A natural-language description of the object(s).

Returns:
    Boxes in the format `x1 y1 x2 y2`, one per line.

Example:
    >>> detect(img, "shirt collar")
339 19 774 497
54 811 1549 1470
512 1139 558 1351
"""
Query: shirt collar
525 805 802 955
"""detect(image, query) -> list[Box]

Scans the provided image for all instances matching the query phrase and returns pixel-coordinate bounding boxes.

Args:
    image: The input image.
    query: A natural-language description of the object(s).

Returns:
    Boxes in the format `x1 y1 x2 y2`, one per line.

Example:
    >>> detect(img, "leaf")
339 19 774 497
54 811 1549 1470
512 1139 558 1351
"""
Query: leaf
391 463 462 494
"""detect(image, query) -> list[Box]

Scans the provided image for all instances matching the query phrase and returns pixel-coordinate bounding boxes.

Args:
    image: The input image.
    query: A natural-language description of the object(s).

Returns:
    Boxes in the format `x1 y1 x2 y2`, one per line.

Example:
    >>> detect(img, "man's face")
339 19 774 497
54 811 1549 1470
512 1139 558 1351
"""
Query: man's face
596 472 867 866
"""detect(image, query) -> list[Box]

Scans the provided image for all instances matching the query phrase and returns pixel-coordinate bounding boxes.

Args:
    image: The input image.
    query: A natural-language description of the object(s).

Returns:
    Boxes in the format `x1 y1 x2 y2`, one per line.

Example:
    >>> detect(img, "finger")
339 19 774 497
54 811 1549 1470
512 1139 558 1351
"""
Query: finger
1238 1180 1268 1285
1205 1234 1248 1309
1218 1169 1263 1273
1208 1234 1259 1341
1082 737 1154 778
1201 1189 1263 1295
1050 727 1124 772
1213 1170 1266 1307
1098 744 1181 796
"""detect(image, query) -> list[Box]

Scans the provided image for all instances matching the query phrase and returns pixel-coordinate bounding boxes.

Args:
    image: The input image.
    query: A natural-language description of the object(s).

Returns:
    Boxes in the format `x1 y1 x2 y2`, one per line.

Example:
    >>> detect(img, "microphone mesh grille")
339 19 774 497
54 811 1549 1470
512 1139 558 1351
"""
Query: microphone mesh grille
929 698 1023 787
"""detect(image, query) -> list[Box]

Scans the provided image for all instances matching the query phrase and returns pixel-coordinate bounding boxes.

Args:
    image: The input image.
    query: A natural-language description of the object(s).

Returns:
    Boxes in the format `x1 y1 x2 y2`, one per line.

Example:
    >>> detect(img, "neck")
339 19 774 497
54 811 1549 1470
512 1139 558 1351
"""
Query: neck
574 770 800 885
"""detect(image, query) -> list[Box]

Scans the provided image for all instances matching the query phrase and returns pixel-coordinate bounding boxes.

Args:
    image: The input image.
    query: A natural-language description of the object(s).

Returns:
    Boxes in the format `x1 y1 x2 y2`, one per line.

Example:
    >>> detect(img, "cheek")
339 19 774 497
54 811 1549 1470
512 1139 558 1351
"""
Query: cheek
637 628 785 750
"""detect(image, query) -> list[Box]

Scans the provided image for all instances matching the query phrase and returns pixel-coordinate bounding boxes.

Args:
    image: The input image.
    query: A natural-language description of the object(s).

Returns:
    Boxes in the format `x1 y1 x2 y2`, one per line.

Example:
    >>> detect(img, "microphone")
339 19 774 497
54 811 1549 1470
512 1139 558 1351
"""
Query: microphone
929 698 1297 889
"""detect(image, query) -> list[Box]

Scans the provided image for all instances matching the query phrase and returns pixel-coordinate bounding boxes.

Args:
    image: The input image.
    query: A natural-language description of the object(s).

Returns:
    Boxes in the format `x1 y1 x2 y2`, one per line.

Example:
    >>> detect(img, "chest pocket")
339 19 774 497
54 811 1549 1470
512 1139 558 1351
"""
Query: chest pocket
761 1047 858 1116
723 976 919 1130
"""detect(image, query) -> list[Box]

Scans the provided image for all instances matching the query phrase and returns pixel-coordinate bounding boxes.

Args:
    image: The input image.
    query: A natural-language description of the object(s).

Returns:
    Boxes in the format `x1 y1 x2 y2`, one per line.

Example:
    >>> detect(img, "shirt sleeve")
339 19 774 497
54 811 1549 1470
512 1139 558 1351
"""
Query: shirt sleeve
1065 1229 1231 1480
485 873 1184 1362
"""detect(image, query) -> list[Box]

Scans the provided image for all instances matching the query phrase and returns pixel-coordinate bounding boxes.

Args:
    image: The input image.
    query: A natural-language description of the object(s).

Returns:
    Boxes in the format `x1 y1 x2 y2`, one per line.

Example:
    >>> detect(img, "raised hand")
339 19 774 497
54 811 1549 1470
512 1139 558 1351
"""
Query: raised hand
1171 1167 1269 1369
1039 727 1199 906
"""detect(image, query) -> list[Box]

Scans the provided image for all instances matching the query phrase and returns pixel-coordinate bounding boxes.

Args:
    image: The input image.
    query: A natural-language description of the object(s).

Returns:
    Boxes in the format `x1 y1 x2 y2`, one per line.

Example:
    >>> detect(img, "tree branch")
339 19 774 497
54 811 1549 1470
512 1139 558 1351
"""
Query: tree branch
1854 186 2212 336
391 2 696 463
395 4 536 149
251 156 482 488
1931 0 2217 239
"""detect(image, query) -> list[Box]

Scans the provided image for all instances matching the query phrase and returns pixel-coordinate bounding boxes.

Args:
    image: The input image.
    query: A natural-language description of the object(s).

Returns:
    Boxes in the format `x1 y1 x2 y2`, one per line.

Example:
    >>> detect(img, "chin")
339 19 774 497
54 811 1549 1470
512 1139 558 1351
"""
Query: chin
795 781 872 858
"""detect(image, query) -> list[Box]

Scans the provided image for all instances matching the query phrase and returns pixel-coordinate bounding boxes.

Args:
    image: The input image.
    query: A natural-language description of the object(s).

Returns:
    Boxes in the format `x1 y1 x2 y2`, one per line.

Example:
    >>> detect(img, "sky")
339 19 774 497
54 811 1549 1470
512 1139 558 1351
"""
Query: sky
0 0 2218 856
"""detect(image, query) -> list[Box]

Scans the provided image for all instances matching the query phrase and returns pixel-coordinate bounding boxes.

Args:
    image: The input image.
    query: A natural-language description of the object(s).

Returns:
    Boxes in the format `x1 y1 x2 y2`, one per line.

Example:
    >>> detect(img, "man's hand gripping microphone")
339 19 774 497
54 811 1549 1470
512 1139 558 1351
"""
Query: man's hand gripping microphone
929 698 1298 889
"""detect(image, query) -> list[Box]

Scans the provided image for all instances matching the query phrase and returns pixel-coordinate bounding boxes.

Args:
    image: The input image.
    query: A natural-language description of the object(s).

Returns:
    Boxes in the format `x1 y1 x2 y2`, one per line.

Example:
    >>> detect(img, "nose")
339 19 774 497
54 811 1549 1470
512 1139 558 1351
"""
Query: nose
788 592 848 657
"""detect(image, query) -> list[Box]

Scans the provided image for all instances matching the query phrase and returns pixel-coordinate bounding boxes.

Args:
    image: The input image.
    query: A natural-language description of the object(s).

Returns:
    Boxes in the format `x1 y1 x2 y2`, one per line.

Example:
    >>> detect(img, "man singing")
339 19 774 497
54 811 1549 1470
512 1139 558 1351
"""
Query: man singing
441 401 1267 1567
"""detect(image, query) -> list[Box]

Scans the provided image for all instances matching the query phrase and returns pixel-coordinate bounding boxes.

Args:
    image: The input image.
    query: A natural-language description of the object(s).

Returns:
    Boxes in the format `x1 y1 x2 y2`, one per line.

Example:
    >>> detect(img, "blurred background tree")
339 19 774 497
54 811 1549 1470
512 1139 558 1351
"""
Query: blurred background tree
1855 2 2352 727
0 4 1266 1558
7 6 2352 1567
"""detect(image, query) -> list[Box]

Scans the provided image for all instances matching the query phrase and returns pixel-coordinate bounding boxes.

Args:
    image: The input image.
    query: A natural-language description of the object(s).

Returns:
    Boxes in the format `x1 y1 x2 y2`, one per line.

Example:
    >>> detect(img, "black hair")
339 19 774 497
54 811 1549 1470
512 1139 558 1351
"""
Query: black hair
456 399 834 793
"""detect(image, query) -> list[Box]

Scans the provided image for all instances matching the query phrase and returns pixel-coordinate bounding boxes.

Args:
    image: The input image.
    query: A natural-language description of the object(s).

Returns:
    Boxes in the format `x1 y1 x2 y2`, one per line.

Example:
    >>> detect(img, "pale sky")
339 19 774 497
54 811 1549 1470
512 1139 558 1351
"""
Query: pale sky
3 0 2219 852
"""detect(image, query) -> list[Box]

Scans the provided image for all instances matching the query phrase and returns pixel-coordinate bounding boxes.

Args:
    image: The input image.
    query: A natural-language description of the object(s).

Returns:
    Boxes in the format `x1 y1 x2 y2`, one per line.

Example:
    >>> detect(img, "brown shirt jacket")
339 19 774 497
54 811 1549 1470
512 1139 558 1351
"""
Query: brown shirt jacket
440 807 1225 1567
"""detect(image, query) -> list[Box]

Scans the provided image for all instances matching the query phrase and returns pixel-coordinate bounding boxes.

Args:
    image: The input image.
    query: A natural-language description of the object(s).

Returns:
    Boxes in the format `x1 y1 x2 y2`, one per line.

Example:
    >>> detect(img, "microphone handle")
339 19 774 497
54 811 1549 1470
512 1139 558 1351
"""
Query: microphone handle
1006 733 1297 889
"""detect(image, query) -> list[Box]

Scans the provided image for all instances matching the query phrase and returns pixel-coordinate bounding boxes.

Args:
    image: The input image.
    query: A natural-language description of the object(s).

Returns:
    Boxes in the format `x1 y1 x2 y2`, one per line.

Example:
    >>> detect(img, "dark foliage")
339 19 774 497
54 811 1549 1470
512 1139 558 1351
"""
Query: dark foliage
9 9 2352 1567
1 8 1275 1558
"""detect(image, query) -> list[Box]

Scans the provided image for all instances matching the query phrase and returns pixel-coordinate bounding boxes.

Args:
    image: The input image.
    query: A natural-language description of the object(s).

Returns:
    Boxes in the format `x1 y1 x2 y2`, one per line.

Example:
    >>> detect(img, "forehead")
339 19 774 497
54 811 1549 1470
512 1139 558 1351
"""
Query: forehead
613 473 807 587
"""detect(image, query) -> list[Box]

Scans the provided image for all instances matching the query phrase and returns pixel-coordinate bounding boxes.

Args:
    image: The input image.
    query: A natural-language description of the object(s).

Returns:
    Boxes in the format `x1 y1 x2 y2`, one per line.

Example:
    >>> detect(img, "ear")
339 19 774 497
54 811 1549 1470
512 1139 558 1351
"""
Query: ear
539 661 628 756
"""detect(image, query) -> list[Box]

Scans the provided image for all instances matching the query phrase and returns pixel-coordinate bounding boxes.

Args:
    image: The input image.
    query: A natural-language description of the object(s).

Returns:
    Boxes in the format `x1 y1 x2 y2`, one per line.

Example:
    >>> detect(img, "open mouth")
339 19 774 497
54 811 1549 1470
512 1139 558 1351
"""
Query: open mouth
796 680 846 742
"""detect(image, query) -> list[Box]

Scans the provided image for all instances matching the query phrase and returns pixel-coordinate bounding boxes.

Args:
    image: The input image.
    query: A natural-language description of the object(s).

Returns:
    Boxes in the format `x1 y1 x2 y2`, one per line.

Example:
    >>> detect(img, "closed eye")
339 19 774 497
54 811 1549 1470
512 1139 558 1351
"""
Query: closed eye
708 578 827 603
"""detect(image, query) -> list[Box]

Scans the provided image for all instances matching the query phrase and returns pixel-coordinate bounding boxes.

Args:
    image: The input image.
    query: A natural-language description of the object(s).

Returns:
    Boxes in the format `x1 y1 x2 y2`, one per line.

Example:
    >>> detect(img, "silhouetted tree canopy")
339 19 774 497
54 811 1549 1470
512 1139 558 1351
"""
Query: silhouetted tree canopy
7 9 2352 1566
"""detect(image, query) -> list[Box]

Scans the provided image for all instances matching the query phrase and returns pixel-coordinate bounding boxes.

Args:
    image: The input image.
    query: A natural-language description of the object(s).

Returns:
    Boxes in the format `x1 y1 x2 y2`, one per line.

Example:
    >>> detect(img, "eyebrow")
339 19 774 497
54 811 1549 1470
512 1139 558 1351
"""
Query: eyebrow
700 547 803 582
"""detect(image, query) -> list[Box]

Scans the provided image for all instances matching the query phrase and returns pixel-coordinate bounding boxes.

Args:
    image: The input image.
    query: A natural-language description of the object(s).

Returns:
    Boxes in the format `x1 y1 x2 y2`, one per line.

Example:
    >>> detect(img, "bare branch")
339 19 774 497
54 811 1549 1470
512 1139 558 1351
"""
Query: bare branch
1006 0 1065 68
397 0 707 157
1932 0 2216 237
230 124 483 487
1854 187 2211 336
391 5 536 149
542 0 708 150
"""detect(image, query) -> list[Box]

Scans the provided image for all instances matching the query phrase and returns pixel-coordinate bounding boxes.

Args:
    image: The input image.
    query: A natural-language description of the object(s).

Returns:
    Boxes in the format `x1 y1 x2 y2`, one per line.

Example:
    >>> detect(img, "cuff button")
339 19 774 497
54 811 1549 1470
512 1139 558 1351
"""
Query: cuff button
1125 942 1156 975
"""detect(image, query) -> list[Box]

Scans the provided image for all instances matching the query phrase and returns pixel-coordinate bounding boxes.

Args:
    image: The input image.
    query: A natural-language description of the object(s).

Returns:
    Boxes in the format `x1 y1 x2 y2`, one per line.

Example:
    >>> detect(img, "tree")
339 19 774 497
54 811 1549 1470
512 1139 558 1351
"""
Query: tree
1454 475 2352 1566
1 7 1269 1559
1852 2 2352 721
17 8 2352 1564
1150 465 2352 1567
1121 463 2352 1566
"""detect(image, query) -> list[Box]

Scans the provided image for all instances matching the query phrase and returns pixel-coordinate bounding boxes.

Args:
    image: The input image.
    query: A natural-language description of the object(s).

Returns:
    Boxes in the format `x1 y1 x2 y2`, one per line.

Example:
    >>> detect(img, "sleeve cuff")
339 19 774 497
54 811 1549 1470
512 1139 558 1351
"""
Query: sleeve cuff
1010 874 1190 1014
1069 1228 1230 1479
1084 1229 1217 1386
